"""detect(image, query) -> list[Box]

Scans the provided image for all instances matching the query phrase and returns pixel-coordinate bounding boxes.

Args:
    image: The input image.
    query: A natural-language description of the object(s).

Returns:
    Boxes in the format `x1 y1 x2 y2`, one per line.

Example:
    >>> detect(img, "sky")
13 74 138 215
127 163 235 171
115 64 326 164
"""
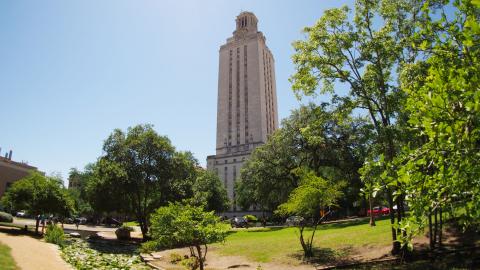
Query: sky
0 0 354 183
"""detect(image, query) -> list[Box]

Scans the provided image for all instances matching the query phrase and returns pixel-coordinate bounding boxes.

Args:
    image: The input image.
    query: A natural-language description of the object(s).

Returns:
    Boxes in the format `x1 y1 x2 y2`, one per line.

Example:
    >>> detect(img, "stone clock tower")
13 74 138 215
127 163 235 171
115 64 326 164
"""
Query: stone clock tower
207 12 278 214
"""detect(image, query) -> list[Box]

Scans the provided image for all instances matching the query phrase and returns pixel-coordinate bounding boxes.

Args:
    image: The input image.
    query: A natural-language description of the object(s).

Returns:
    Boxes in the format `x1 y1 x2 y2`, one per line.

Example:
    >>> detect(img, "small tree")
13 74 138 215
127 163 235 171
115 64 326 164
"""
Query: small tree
277 168 343 258
191 170 230 212
144 202 229 270
1 172 75 233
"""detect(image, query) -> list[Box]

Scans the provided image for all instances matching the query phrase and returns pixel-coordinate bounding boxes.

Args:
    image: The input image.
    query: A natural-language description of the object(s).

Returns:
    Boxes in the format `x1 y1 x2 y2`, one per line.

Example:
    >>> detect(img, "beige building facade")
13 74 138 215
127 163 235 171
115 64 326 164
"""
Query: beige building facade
0 155 38 199
207 12 278 213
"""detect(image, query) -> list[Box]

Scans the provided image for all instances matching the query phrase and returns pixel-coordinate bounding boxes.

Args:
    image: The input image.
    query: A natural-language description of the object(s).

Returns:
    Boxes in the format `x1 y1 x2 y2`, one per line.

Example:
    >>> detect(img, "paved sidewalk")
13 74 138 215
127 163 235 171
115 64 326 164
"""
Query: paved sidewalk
0 228 72 270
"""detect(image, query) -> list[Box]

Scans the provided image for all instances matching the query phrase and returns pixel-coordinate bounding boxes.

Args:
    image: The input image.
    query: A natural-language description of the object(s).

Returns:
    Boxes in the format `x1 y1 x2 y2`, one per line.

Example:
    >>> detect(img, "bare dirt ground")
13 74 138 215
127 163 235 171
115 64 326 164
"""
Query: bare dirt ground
148 247 320 270
0 226 72 270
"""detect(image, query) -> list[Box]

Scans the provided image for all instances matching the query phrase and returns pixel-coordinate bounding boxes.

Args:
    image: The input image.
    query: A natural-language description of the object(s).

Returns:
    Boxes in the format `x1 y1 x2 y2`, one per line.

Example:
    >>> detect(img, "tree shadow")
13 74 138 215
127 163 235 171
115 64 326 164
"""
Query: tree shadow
227 227 285 236
72 238 142 255
287 246 358 266
0 225 43 239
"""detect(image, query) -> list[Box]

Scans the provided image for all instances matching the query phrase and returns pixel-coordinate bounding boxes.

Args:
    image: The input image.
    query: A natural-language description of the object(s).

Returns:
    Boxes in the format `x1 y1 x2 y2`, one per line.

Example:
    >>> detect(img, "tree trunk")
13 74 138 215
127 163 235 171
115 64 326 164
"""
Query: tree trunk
196 245 204 270
298 226 312 258
138 216 149 240
369 197 376 226
433 208 438 247
35 216 40 234
439 207 443 247
429 210 434 250
387 190 400 254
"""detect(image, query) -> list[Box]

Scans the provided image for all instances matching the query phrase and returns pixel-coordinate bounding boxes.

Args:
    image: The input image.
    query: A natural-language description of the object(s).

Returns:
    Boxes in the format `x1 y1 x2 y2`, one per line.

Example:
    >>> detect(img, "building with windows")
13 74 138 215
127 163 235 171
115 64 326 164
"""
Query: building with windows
0 151 39 199
207 12 278 214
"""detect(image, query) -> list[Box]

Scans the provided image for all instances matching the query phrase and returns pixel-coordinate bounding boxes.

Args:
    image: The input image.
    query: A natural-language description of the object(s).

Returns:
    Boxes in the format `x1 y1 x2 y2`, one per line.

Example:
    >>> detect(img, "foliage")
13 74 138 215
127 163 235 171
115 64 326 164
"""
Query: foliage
0 211 13 223
191 170 230 212
61 238 149 270
68 166 95 217
169 252 183 264
0 242 18 270
88 124 199 238
144 202 229 270
1 172 75 233
277 168 343 257
394 0 480 250
289 0 426 254
237 104 370 214
44 224 65 247
244 215 258 223
180 257 199 270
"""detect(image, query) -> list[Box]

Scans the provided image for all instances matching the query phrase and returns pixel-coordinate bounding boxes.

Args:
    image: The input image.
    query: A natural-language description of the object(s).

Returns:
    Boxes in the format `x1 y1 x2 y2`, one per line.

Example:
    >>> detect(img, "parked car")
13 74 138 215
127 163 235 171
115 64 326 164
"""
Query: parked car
285 216 305 226
367 206 390 216
231 217 248 228
15 211 26 218
74 217 87 225
64 217 74 224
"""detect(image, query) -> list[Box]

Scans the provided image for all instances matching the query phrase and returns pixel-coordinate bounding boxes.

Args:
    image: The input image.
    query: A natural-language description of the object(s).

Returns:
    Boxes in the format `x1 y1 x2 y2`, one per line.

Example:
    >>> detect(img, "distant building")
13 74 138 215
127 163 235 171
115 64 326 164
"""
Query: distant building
207 12 279 214
0 151 39 198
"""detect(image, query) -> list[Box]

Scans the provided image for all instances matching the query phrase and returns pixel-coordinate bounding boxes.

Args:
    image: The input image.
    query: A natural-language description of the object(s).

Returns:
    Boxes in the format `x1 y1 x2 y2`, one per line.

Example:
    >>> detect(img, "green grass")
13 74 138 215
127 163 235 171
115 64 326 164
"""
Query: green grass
0 242 18 270
123 221 139 227
213 218 393 264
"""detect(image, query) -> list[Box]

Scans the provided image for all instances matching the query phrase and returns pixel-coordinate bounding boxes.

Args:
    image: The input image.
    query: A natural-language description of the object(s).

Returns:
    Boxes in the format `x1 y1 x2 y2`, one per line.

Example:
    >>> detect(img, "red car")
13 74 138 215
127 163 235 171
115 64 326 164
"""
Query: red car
367 206 390 216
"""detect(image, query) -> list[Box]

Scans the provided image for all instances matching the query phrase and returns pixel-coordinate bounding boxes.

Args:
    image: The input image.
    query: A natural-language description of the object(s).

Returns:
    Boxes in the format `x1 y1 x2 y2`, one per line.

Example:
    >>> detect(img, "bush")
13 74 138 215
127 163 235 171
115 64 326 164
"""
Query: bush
244 215 258 223
0 211 13 223
45 224 65 246
115 225 134 240
169 252 183 264
180 256 199 270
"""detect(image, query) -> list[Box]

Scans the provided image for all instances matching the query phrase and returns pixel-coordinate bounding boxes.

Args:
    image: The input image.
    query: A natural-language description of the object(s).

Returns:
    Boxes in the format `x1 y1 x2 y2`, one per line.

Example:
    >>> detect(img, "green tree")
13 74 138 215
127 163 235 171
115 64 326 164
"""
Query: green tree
1 172 75 233
395 0 480 250
90 124 198 238
191 170 230 212
144 202 229 270
68 165 95 217
237 104 371 215
289 0 423 253
277 168 343 258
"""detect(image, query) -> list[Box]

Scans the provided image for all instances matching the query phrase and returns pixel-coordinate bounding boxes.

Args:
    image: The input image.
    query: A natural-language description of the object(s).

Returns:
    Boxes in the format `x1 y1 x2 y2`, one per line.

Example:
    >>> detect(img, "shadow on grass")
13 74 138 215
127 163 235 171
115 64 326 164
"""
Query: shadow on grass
287 246 358 265
227 227 285 236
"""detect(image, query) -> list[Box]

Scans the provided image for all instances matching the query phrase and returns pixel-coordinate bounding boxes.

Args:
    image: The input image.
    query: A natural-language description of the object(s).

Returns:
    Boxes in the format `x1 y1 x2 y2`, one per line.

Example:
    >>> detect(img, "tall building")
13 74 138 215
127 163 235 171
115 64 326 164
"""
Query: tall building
207 12 278 213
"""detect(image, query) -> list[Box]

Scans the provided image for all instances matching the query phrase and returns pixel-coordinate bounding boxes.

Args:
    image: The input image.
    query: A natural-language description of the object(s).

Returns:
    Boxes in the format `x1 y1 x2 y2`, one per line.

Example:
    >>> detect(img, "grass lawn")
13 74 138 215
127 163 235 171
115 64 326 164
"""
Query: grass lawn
123 221 140 227
213 217 393 264
0 242 18 270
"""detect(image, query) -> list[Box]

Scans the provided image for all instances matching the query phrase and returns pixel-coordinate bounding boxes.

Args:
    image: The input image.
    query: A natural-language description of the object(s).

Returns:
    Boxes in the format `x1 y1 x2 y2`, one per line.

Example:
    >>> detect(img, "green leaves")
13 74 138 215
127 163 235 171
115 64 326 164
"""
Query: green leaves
276 168 343 218
1 172 75 219
144 202 229 250
91 124 200 237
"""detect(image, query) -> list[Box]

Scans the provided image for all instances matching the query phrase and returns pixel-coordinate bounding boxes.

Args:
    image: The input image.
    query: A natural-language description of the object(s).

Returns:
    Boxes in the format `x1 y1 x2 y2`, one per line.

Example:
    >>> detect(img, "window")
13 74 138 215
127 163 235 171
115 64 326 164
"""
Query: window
224 167 228 187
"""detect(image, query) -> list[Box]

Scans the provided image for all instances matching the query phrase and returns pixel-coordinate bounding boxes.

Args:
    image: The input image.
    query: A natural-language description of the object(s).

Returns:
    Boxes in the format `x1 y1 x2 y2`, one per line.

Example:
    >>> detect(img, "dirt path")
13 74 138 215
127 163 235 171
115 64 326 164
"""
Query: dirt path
0 229 72 270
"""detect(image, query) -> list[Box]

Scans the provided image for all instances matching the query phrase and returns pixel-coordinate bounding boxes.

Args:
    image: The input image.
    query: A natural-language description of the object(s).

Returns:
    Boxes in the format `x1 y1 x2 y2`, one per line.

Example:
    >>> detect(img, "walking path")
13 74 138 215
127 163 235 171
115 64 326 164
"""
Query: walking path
0 227 72 270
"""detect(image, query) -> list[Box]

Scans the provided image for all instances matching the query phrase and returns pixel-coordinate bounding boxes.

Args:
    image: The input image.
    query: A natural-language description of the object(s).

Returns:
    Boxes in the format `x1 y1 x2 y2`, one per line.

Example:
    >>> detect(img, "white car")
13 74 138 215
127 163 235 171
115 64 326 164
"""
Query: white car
16 211 26 217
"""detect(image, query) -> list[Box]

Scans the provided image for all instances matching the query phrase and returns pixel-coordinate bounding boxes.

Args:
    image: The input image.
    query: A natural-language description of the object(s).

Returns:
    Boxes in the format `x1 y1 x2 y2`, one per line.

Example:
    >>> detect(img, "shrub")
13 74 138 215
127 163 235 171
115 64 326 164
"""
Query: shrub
115 225 134 240
169 252 183 264
244 215 258 223
45 224 65 247
180 256 199 270
0 211 13 223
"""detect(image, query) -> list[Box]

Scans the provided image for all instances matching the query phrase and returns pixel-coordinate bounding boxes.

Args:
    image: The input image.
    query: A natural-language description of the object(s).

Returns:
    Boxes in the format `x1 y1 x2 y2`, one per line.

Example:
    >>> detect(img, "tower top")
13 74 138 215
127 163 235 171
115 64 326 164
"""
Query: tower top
234 11 258 36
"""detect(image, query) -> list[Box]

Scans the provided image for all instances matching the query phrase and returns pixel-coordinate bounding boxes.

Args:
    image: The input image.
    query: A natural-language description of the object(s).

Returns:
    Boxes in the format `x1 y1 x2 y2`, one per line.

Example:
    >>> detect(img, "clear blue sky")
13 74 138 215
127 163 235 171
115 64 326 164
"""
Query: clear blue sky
0 0 354 182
